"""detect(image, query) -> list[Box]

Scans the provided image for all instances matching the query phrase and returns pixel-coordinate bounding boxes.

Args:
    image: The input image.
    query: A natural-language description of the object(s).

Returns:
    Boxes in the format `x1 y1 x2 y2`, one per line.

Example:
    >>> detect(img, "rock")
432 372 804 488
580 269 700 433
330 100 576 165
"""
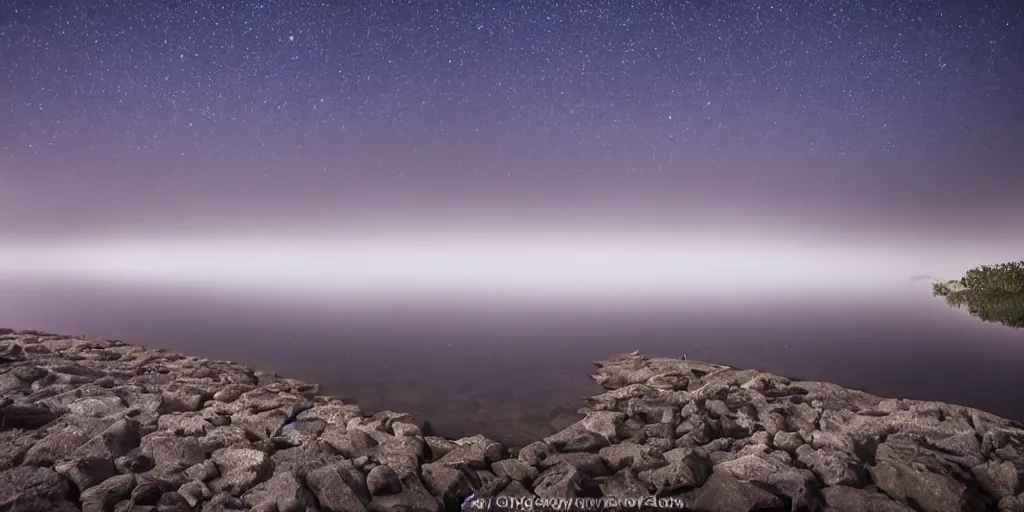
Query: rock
305 462 370 512
533 463 583 499
498 479 536 498
22 415 114 465
1000 494 1024 512
374 435 424 478
75 418 143 461
68 395 127 418
517 441 552 467
868 457 971 512
392 421 421 438
128 477 164 506
184 460 220 482
972 460 1021 500
0 466 71 509
159 385 210 413
213 383 254 403
540 452 610 477
142 432 208 471
79 474 136 512
0 403 61 430
321 427 379 459
714 454 821 510
795 444 864 486
691 471 784 512
371 410 430 434
543 412 625 452
598 469 650 497
773 431 804 452
177 480 213 507
366 464 402 496
240 471 317 511
424 436 456 461
638 458 707 493
367 477 441 512
436 441 491 471
158 413 213 437
209 446 273 496
114 451 154 474
821 485 915 512
491 459 539 483
453 435 503 462
157 491 193 512
55 457 115 490
420 462 472 509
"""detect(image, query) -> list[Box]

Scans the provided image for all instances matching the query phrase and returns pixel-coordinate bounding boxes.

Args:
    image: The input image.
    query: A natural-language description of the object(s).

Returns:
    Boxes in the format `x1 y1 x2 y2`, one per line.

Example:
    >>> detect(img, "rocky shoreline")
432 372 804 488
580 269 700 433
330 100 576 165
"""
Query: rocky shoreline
1 329 1023 512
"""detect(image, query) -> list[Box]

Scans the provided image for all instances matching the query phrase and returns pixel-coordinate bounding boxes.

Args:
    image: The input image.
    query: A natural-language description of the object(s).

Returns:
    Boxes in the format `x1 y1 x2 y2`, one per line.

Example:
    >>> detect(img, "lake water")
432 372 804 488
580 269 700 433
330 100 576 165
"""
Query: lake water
2 279 1023 446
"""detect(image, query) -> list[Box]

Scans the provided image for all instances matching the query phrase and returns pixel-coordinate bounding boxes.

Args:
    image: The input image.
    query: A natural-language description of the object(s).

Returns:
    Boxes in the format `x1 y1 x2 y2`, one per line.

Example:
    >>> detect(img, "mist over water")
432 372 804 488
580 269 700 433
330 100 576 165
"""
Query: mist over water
2 221 1023 444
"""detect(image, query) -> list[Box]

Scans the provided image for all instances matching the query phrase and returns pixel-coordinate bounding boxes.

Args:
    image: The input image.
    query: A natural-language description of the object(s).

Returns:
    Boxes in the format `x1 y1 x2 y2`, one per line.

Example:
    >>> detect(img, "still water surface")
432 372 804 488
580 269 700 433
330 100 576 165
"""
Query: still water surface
2 280 1022 446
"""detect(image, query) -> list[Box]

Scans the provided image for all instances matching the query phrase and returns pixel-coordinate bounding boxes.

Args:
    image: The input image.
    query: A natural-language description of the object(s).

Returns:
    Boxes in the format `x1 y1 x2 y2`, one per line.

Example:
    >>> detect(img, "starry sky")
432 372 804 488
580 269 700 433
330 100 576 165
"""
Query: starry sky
1 0 1022 249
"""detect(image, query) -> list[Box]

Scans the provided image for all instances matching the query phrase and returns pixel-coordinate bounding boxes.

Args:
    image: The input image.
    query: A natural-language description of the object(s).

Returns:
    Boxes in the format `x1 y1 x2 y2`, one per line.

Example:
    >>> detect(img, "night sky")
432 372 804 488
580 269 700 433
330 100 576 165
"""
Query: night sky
1 0 1023 297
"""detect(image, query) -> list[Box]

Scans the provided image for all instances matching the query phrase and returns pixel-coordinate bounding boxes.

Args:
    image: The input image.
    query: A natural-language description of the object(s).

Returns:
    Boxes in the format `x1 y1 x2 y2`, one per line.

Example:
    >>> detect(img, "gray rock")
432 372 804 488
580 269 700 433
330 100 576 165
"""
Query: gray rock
209 446 273 496
452 435 503 462
0 466 71 510
321 426 379 459
366 464 402 496
0 403 61 430
367 476 441 512
177 480 213 507
373 435 424 478
80 474 136 512
240 470 317 511
420 462 472 509
499 479 536 498
305 462 370 512
157 491 194 512
184 459 220 482
55 457 115 490
599 469 650 497
491 459 539 483
795 444 863 486
1000 494 1024 512
213 383 254 403
424 436 457 461
533 463 583 499
638 457 708 493
971 460 1021 500
543 411 625 452
714 454 821 510
691 471 784 512
516 441 552 467
868 458 971 512
159 384 210 413
22 415 114 465
821 485 914 512
540 452 610 477
75 418 143 461
68 395 127 418
142 432 208 471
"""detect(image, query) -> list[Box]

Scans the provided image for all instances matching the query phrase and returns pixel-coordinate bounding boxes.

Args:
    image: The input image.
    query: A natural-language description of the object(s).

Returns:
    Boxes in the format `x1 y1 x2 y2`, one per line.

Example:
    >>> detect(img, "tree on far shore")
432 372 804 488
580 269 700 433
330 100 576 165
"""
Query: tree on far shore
932 261 1024 329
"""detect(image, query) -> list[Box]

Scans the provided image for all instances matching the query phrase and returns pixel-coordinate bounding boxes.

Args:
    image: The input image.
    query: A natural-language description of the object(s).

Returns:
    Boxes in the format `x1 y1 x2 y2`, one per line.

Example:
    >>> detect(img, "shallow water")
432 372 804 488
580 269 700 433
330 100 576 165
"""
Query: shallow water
2 280 1023 446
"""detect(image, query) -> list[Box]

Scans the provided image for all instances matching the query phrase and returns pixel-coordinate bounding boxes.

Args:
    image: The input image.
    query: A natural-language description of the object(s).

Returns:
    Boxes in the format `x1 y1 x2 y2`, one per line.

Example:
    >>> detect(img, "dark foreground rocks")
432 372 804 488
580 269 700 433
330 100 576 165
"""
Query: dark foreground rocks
0 330 1022 512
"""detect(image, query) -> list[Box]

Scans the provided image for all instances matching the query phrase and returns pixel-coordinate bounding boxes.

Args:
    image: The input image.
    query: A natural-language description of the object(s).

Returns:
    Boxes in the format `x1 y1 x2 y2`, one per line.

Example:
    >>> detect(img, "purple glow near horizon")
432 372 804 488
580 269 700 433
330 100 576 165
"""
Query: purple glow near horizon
1 1 1022 289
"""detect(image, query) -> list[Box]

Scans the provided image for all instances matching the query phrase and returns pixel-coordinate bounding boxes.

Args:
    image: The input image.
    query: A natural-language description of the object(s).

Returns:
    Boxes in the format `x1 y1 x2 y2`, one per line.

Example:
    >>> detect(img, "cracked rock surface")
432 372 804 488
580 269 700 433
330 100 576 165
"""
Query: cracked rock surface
1 329 1022 511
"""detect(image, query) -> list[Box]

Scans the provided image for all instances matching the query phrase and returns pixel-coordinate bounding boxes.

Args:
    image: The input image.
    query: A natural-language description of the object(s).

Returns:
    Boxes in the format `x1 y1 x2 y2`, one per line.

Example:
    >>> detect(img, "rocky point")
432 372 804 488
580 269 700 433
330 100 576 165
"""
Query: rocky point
1 328 1022 511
